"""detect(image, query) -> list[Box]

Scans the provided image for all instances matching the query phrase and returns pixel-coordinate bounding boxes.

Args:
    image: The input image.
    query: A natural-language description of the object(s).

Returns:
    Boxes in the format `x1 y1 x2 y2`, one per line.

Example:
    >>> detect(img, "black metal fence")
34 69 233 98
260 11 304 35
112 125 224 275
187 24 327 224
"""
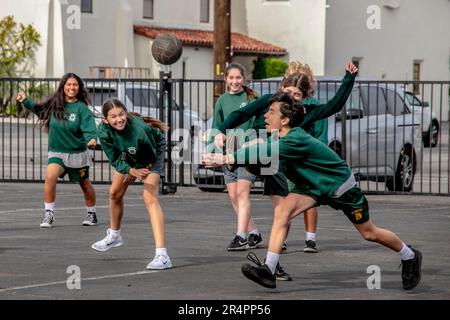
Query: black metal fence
0 76 449 195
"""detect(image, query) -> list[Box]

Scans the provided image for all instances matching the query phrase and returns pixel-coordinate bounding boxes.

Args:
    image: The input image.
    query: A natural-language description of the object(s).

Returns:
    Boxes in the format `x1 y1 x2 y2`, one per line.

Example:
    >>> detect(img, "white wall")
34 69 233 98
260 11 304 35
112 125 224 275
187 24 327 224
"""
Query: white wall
325 0 450 120
67 0 135 77
243 0 326 75
129 0 213 30
325 0 450 81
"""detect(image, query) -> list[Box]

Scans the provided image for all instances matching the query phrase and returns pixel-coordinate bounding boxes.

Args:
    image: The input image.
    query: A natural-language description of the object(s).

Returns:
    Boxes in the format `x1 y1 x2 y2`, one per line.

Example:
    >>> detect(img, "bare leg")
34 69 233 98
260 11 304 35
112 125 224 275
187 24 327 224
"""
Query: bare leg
353 220 404 252
43 164 65 203
108 172 130 230
304 207 318 233
79 178 96 207
227 181 256 233
143 173 166 248
268 194 317 253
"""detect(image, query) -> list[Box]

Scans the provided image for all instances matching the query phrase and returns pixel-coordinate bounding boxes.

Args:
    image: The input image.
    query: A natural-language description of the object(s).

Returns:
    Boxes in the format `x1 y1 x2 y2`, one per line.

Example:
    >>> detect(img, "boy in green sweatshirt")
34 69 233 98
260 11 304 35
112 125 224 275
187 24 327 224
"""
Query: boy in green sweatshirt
203 92 422 291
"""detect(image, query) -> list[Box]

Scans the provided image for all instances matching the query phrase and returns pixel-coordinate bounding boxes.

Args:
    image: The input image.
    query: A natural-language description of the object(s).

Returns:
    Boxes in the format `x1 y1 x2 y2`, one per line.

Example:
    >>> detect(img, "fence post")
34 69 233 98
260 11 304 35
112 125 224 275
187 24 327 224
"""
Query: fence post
159 71 177 194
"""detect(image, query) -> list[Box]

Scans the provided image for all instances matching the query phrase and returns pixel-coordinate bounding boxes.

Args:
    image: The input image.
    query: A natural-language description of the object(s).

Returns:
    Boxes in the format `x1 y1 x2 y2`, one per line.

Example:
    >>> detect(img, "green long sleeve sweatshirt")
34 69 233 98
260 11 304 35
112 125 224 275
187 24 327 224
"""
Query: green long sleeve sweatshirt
97 115 165 174
22 97 97 153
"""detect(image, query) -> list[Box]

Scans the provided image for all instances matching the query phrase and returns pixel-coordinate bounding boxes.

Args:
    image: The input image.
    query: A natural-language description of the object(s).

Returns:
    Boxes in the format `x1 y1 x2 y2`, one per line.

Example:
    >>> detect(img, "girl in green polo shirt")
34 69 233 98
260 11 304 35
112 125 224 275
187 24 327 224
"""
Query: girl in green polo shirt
91 98 172 270
16 73 98 228
210 63 262 252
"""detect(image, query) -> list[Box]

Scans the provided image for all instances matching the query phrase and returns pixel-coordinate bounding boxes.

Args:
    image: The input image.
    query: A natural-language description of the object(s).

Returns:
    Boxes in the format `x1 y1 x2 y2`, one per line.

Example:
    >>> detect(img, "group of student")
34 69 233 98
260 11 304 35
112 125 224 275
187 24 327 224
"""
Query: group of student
15 59 422 290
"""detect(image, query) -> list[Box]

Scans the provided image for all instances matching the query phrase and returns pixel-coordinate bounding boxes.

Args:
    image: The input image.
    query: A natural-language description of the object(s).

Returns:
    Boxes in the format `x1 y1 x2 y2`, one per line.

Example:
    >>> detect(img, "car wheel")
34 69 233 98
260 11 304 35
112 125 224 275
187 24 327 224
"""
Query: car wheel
386 147 415 192
423 120 439 148
328 141 343 159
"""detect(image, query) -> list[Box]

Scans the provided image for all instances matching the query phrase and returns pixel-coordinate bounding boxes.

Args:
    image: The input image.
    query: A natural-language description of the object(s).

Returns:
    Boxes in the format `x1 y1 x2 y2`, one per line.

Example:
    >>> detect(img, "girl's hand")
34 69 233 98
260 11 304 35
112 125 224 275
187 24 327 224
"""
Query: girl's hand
122 174 135 184
346 61 359 75
16 91 27 103
214 132 226 149
130 168 150 180
87 139 97 149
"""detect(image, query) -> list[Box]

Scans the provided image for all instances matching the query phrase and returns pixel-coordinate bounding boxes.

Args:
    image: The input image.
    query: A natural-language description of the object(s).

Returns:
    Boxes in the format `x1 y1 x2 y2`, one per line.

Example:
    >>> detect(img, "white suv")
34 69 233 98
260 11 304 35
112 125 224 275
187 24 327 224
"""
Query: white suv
85 81 205 148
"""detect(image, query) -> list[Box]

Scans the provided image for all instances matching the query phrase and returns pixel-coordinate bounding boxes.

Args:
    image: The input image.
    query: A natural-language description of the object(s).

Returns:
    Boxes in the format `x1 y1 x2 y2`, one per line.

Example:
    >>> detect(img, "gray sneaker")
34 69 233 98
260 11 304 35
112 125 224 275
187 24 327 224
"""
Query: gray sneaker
40 210 54 228
82 211 98 226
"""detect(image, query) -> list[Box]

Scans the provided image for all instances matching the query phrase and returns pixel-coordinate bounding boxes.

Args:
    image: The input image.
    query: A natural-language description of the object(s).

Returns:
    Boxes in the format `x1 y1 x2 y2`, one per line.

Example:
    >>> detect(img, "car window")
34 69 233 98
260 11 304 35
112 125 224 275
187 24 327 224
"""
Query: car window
88 88 118 106
125 88 159 109
386 89 409 116
360 86 387 116
405 92 422 107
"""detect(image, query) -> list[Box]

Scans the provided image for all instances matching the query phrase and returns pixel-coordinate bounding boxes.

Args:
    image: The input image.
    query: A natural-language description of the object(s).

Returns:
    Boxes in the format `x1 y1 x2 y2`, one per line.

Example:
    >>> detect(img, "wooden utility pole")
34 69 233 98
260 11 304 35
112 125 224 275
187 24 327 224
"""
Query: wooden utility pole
213 0 231 103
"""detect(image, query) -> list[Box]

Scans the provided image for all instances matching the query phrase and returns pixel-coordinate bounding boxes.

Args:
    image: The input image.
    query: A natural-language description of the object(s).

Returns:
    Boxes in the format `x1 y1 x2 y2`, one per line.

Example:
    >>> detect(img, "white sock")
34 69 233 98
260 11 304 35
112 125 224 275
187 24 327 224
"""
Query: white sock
265 251 280 274
110 229 120 237
87 206 96 213
156 247 168 257
249 229 260 236
399 243 415 260
236 231 247 239
306 232 316 242
44 202 55 212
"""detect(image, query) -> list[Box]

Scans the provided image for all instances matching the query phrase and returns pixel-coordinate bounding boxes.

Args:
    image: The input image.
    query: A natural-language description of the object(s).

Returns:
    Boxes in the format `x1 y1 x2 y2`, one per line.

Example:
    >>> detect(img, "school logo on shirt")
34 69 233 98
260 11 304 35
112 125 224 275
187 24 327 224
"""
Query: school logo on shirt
68 113 77 122
128 147 137 155
352 208 363 221
239 102 248 109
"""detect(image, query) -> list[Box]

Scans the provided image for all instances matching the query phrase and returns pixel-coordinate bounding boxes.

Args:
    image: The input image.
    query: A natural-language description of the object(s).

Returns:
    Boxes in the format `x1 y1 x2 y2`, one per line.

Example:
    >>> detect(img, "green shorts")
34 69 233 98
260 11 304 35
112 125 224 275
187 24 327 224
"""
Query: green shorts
48 157 90 183
323 186 369 224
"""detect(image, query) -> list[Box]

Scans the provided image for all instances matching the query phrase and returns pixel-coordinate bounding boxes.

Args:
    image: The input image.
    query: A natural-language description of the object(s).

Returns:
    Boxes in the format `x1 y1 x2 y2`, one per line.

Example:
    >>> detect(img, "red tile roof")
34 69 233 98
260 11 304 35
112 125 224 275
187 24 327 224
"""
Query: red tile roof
134 25 287 56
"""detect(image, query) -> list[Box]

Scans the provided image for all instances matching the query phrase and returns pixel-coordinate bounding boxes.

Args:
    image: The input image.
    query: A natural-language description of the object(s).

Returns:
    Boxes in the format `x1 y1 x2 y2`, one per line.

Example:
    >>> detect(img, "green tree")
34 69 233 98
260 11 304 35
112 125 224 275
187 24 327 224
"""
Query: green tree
252 57 288 79
0 15 41 116
0 15 41 76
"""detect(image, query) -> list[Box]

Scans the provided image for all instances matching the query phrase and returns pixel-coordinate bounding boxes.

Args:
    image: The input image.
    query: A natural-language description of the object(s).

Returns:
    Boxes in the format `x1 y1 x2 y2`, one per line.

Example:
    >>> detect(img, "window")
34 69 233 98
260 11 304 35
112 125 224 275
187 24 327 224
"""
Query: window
386 89 409 116
360 86 387 116
200 0 210 23
81 0 93 13
143 0 154 19
413 61 421 94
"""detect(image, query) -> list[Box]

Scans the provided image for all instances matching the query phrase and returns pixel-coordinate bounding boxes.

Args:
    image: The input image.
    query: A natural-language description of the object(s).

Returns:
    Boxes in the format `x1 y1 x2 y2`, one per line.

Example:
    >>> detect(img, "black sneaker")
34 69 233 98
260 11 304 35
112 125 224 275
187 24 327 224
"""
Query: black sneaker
304 240 318 253
275 263 292 281
248 233 263 249
241 252 276 289
401 247 422 290
40 209 54 228
227 235 248 251
82 212 98 226
281 242 288 252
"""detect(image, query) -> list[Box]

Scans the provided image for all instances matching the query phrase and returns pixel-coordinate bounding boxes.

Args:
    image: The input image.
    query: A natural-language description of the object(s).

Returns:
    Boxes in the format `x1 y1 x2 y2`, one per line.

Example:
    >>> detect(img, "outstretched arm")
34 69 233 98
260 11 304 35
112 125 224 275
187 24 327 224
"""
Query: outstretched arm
300 61 358 127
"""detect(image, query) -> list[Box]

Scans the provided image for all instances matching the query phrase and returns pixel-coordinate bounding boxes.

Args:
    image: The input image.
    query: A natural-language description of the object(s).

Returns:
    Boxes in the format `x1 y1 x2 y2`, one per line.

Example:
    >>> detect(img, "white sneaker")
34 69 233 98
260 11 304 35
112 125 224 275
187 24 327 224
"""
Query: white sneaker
40 210 55 228
146 254 172 270
91 228 123 252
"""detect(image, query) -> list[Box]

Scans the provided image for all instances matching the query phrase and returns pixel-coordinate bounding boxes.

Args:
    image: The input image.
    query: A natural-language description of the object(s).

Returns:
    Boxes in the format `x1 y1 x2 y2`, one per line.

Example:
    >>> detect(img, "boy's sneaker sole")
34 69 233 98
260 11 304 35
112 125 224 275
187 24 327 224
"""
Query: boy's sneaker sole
241 263 276 289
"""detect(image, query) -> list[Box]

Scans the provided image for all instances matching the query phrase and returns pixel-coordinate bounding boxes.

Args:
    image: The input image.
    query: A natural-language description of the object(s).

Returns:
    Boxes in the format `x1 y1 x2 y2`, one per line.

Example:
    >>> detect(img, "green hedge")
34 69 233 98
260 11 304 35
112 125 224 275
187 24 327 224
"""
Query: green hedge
252 57 288 79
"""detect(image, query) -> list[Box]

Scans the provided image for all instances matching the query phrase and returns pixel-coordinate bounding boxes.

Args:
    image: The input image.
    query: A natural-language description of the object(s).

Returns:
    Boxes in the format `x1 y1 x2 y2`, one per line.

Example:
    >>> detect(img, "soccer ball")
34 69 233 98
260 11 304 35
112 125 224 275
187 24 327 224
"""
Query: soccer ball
151 34 183 65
